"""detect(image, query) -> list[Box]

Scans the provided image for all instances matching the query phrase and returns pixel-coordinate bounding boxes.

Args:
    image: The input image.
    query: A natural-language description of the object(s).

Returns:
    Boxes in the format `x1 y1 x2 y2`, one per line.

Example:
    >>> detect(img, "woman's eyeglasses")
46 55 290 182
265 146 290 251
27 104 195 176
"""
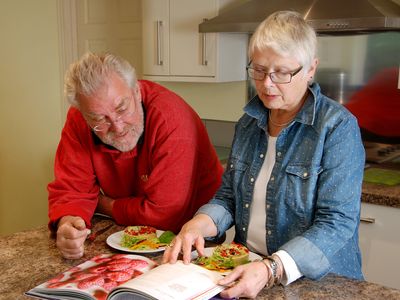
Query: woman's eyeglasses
246 62 303 84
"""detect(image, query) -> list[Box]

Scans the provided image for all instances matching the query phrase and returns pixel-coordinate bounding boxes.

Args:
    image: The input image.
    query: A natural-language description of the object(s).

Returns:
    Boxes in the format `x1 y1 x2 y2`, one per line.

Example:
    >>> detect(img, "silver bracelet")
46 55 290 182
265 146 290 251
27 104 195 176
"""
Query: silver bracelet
267 256 278 280
255 259 275 288
268 255 283 285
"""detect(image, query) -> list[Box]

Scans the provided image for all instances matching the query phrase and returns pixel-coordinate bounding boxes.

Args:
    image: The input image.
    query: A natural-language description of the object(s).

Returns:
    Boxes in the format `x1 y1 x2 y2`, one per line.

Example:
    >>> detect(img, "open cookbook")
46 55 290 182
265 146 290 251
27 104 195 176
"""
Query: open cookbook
25 253 225 300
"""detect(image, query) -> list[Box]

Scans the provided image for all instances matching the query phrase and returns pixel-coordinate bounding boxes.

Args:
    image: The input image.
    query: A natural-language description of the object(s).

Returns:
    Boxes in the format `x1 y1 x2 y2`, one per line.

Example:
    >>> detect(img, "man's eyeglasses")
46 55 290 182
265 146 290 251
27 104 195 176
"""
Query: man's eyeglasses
88 97 135 132
246 62 303 84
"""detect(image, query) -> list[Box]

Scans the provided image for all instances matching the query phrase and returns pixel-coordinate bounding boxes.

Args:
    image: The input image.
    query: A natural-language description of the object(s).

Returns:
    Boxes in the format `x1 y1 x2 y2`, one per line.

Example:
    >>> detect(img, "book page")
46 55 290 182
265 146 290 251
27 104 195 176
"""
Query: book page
109 261 225 300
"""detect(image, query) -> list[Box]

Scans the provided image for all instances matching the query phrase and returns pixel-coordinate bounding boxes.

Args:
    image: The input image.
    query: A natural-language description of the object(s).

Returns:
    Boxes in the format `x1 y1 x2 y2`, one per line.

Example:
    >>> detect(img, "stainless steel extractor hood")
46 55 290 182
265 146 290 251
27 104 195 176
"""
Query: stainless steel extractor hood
199 0 400 34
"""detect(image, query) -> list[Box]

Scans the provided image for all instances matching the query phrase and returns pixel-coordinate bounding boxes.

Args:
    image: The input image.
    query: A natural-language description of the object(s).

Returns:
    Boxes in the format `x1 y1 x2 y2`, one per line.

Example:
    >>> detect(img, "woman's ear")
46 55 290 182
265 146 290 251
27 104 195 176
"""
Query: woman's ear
309 58 319 78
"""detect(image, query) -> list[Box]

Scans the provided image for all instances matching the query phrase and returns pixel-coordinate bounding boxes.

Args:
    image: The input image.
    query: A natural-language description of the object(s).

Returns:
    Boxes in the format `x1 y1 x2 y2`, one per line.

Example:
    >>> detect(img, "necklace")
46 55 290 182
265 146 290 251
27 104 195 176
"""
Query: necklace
268 110 295 127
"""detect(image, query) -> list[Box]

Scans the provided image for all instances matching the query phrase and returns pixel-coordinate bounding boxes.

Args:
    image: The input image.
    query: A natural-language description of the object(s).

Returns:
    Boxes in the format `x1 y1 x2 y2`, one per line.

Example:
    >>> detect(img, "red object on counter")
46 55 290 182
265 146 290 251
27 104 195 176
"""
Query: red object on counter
345 67 400 138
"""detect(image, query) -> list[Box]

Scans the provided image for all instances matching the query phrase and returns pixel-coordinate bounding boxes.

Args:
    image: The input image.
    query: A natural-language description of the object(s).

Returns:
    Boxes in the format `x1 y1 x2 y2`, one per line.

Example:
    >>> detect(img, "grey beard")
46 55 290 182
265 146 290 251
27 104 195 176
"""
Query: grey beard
102 124 143 152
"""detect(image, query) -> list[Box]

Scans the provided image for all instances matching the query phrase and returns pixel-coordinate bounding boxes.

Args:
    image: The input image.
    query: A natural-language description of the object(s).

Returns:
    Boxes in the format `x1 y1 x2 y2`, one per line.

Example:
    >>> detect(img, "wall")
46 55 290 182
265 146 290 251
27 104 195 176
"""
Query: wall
159 81 247 122
0 0 62 235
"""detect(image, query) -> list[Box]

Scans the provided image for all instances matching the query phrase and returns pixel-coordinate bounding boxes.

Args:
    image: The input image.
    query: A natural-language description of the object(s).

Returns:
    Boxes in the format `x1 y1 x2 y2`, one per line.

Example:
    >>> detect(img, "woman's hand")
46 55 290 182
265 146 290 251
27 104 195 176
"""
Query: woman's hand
218 260 270 299
162 214 217 264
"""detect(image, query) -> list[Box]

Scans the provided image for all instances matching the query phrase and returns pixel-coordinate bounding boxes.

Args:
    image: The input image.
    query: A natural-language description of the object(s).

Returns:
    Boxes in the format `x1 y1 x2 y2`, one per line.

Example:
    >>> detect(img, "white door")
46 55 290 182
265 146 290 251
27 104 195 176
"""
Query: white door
75 0 143 75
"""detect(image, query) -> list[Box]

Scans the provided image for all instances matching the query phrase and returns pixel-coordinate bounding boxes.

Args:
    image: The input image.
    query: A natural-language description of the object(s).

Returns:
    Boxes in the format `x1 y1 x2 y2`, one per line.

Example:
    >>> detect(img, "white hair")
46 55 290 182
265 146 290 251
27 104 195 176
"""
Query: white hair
248 10 317 72
64 52 138 107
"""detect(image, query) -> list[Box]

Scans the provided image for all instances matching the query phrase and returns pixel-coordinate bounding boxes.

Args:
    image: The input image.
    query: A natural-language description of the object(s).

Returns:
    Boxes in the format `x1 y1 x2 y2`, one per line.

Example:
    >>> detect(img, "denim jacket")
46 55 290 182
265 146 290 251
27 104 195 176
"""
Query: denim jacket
198 83 365 280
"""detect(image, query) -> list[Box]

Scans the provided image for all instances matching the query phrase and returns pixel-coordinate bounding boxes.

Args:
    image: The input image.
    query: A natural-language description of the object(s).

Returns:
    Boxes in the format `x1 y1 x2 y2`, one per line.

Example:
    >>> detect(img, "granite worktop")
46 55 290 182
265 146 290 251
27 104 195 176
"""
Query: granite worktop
362 181 400 208
1 218 400 300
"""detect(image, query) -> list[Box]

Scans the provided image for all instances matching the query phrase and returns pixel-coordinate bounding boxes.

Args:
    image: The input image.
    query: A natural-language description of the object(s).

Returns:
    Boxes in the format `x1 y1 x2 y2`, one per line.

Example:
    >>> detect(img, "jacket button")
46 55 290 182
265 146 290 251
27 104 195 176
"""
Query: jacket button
277 152 281 157
245 203 249 208
303 172 308 177
260 153 264 158
250 177 255 182
242 227 246 231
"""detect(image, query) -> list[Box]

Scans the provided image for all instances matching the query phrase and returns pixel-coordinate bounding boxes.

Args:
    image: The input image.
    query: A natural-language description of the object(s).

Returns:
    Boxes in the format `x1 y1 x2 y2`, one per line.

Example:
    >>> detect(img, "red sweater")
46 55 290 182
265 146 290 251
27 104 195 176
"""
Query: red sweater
48 80 223 233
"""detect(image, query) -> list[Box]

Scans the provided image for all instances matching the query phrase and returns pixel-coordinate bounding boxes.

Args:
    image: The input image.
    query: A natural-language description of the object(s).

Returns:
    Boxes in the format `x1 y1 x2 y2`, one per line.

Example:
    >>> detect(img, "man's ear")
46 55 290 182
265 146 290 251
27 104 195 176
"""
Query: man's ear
133 83 142 101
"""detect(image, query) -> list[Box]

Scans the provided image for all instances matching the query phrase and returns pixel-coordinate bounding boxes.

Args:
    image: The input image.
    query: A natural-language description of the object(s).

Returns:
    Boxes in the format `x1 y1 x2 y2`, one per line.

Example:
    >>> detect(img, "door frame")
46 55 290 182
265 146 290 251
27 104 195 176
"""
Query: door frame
57 0 79 122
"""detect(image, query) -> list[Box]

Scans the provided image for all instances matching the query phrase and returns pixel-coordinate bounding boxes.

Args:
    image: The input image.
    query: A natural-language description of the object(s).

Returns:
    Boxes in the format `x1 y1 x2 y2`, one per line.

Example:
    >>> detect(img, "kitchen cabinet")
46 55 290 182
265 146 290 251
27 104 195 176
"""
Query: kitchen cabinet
142 0 248 82
359 202 400 289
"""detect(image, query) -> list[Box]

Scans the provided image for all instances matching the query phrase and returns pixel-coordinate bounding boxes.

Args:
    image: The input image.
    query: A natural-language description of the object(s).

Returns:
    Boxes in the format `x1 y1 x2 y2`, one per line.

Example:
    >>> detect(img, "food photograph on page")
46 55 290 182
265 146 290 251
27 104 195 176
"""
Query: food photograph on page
25 254 157 300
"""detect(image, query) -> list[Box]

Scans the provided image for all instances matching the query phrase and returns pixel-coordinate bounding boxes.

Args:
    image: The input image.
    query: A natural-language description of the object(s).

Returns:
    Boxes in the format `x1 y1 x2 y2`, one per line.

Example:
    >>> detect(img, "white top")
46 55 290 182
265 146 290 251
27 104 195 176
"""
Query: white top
247 136 276 255
246 135 302 285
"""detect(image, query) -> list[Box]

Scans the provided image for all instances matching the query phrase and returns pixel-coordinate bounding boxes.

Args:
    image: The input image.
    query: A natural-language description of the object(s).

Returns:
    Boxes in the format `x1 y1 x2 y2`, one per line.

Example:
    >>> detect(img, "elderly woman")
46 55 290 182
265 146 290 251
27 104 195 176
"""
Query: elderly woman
163 10 365 299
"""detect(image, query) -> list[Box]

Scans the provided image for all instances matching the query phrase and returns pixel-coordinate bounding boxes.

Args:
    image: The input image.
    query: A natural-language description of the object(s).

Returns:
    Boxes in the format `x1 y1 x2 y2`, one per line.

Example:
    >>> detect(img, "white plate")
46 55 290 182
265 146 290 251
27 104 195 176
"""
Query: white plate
191 247 262 274
106 230 166 253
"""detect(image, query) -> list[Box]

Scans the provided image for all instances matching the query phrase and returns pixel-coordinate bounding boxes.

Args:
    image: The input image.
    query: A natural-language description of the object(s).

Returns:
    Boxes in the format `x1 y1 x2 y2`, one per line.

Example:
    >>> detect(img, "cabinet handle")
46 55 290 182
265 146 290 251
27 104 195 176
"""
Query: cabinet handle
201 18 208 66
156 20 163 66
360 217 375 224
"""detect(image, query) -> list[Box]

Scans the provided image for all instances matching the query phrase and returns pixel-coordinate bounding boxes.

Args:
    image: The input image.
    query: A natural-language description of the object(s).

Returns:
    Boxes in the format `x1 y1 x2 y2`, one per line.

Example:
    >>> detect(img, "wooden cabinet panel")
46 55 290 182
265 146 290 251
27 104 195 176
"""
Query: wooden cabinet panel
169 0 216 77
142 0 170 76
142 0 247 82
359 203 400 289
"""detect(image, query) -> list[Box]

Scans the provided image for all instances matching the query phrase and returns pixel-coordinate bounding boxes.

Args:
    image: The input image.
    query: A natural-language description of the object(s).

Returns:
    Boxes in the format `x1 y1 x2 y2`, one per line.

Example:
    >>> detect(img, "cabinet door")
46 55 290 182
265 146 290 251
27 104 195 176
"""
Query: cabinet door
142 0 170 76
359 203 400 289
170 0 217 77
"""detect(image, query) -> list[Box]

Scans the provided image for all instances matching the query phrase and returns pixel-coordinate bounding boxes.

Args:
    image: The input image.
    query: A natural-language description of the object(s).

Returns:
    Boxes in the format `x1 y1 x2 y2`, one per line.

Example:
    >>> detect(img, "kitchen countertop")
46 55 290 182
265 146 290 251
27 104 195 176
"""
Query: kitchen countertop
362 181 400 208
1 217 400 300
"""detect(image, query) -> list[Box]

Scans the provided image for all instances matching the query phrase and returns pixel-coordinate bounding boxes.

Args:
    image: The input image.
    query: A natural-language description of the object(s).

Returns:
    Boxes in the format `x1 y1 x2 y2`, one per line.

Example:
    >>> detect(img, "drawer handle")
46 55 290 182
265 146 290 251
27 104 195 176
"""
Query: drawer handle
156 20 163 66
201 18 208 66
360 217 375 224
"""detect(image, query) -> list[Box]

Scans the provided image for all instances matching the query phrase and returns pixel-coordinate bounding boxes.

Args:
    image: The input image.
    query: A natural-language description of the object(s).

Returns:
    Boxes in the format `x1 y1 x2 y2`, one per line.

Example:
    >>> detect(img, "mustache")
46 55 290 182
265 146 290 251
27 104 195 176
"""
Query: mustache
107 124 135 138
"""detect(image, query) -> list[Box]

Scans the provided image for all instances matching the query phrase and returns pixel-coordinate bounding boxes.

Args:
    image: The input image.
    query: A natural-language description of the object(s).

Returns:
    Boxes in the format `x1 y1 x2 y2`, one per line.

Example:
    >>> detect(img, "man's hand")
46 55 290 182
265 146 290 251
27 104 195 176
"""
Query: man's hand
56 216 90 259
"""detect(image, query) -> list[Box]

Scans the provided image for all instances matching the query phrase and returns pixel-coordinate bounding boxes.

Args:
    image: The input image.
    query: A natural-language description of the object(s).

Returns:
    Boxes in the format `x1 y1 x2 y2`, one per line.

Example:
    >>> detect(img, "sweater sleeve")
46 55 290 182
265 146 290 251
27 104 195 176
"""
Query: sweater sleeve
47 108 99 230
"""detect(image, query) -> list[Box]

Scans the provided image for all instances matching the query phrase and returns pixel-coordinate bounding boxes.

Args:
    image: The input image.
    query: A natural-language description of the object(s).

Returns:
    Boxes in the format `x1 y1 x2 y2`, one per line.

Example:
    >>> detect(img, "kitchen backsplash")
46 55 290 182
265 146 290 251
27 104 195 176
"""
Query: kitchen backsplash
203 119 236 148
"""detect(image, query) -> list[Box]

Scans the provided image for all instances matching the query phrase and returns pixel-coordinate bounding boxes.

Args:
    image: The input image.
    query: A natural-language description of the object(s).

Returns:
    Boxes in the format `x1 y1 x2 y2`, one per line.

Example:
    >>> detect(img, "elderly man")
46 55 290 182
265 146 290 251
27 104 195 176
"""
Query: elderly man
48 52 223 259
